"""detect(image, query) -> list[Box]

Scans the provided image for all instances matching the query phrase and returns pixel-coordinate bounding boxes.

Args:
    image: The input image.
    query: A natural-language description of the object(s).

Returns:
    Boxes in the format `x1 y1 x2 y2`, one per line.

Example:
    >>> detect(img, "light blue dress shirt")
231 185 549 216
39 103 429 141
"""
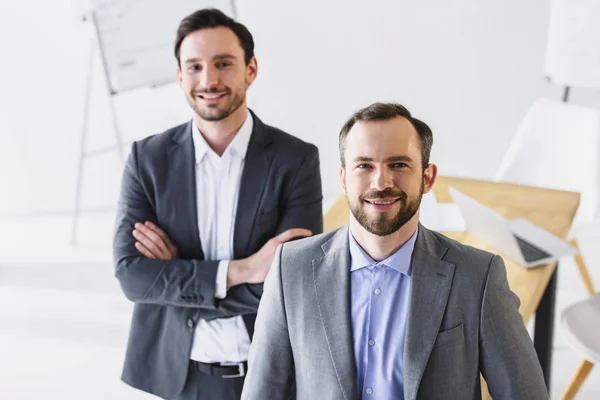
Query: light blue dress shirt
349 227 418 400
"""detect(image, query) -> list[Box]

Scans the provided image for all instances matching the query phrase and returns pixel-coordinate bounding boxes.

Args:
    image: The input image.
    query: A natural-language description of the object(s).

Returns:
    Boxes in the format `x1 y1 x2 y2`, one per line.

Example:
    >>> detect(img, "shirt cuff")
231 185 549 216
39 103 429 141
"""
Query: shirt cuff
215 260 230 299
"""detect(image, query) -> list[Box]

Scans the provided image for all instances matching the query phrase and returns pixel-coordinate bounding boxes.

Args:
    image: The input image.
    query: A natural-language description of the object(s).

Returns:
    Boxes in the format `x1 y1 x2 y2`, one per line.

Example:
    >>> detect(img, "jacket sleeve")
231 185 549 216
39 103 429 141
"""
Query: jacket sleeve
113 141 323 320
274 143 324 236
479 255 548 399
114 143 260 317
241 244 295 400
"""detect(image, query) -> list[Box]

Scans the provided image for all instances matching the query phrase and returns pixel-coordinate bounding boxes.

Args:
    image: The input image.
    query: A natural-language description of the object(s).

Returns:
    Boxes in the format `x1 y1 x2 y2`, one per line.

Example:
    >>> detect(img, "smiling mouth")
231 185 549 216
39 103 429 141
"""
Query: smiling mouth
364 198 400 205
197 92 227 100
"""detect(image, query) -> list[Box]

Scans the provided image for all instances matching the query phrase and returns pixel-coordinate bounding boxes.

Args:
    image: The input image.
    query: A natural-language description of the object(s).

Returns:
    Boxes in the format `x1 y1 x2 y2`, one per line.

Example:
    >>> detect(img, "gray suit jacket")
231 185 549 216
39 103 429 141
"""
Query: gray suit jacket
113 111 323 399
241 225 548 400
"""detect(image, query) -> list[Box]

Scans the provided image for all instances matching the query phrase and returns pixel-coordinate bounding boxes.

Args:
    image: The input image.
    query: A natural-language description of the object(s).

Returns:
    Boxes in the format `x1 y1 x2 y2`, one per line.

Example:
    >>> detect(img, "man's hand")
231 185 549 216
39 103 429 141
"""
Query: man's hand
132 221 179 260
228 228 312 287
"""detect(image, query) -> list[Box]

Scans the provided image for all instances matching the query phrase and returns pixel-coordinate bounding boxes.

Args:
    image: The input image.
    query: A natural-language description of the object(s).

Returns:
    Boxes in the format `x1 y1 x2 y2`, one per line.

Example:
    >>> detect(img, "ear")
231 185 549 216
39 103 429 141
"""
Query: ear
246 56 258 85
339 165 347 193
422 163 438 194
176 66 183 87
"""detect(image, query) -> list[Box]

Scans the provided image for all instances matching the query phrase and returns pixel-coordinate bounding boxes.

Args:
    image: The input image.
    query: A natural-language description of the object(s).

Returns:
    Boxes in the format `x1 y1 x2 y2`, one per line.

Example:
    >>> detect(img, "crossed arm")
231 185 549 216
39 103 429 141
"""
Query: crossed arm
113 142 323 321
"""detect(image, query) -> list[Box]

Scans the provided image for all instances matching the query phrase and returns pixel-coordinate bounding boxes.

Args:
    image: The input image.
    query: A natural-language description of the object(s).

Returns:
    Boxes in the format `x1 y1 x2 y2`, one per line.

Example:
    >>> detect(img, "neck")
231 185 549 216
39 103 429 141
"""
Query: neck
350 211 419 261
194 102 248 156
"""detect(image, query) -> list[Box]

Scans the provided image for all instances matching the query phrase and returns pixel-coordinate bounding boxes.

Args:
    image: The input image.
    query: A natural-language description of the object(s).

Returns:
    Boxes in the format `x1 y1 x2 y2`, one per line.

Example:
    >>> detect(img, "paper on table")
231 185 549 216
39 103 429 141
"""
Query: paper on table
420 191 466 232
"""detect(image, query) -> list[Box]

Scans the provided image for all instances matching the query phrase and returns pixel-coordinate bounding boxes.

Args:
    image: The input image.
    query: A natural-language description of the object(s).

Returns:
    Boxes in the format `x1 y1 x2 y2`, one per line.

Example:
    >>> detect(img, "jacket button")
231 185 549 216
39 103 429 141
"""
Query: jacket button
187 319 194 328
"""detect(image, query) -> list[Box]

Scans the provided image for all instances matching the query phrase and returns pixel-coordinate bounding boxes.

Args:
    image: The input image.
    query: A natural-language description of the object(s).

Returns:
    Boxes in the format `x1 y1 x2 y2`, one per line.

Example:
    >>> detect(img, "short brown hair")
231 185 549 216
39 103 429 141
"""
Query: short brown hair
339 102 433 170
174 8 254 66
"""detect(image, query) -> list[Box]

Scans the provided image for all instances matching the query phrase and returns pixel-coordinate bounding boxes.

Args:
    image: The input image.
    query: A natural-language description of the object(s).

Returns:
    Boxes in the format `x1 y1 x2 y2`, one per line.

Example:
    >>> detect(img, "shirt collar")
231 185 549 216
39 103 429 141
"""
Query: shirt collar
192 110 254 165
348 226 418 277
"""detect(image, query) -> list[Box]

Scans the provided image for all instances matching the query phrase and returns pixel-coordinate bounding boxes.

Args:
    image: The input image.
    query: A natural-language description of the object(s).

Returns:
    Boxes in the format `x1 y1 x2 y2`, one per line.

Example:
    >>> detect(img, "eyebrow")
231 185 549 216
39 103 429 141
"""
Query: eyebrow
353 155 414 163
184 54 237 65
214 53 237 60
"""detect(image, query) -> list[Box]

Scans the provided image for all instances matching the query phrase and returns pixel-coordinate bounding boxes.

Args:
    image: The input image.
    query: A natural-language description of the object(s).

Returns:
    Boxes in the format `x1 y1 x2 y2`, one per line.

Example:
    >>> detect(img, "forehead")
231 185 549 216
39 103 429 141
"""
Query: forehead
345 117 421 159
179 26 243 60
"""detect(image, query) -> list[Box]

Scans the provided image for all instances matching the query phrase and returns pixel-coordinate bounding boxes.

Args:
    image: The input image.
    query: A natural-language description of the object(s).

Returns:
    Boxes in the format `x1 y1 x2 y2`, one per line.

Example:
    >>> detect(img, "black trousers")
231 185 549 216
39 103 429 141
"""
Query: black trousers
173 363 246 400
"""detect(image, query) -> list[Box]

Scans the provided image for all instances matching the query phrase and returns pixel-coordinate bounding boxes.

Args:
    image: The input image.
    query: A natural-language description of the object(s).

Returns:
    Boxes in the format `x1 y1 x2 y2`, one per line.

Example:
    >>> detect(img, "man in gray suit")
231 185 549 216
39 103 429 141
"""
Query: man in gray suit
113 9 322 400
241 102 548 399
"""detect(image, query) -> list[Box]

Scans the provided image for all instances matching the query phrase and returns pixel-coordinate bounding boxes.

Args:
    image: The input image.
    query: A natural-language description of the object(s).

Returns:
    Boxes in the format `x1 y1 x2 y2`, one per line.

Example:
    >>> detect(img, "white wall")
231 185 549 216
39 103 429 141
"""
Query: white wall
0 0 191 215
1 0 600 216
238 0 600 205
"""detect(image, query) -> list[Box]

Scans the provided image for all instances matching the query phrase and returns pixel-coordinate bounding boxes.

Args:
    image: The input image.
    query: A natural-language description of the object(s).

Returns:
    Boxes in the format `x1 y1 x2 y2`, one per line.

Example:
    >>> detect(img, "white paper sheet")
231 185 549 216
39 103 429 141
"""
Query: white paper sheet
420 191 466 232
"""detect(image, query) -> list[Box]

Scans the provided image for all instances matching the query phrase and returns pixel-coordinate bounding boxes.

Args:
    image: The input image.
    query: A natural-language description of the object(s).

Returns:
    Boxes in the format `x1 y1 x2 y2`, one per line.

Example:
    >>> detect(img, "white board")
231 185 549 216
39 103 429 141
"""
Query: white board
90 0 235 94
544 0 600 89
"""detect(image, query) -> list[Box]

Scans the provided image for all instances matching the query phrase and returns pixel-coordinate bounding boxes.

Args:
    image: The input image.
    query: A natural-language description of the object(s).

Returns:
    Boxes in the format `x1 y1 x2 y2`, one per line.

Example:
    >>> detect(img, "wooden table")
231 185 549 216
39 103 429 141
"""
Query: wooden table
324 175 580 396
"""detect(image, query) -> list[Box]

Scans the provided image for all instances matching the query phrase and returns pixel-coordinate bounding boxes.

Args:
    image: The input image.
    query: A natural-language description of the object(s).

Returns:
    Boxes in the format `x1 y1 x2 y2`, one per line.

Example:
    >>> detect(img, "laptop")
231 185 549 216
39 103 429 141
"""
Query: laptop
448 187 578 268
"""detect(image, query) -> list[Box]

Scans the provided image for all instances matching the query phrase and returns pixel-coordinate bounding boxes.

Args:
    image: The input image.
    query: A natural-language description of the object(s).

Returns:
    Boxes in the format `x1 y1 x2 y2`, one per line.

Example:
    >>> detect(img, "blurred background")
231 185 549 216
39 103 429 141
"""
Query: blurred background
1 0 599 398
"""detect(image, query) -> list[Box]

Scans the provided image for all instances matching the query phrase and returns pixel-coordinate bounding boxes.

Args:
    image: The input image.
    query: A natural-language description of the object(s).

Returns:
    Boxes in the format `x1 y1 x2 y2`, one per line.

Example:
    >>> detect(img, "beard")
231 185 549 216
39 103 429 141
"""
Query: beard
349 179 424 237
187 85 246 122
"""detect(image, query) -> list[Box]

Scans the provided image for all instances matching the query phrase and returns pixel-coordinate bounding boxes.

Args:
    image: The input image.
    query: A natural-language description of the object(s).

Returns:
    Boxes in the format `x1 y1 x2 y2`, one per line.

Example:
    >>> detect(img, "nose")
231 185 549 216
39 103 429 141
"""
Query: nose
200 65 219 89
371 167 393 191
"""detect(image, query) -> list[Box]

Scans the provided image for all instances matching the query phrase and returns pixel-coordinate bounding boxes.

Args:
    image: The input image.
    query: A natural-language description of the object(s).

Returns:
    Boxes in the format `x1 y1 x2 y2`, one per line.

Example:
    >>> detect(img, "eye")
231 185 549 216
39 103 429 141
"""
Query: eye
391 162 408 168
216 62 231 69
357 164 371 169
189 64 201 72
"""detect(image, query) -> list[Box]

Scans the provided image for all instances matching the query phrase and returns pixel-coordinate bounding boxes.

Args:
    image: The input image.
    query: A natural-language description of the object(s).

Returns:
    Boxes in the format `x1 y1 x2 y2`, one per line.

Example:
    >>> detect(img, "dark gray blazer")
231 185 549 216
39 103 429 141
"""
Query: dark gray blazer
242 224 548 400
113 111 323 399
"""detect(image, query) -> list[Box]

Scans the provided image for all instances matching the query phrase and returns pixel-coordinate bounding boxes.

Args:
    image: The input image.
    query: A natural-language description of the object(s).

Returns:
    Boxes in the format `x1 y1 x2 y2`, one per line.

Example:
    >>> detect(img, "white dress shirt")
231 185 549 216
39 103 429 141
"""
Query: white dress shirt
189 111 253 363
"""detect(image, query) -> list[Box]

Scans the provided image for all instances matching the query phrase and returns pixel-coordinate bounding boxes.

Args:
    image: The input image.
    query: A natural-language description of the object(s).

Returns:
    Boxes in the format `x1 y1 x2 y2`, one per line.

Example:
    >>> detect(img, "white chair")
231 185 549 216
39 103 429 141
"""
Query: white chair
495 98 600 398
495 98 600 234
560 220 600 399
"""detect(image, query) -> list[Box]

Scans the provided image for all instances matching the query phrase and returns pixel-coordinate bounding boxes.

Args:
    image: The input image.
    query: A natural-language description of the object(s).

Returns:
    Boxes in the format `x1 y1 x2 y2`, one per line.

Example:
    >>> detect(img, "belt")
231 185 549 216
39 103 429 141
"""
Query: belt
191 360 247 378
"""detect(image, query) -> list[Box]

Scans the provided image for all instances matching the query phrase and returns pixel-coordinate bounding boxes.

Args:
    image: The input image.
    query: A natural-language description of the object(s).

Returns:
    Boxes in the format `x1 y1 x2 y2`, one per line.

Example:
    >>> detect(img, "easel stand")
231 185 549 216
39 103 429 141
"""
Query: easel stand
71 11 126 245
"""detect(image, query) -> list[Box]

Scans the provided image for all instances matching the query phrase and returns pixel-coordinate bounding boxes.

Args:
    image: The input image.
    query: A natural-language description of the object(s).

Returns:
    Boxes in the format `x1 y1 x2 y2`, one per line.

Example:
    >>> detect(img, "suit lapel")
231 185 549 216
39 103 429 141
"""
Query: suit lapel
312 226 357 400
166 121 203 259
403 225 455 400
233 112 274 258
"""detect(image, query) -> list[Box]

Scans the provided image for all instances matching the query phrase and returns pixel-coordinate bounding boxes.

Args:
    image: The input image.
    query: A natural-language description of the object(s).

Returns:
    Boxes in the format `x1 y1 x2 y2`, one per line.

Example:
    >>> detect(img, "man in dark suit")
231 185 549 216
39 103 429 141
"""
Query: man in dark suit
112 8 323 400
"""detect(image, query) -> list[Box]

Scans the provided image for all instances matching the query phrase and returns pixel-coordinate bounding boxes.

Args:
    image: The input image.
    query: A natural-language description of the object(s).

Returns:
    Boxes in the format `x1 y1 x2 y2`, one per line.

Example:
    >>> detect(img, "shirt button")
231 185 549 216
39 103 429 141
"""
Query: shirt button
187 319 194 328
374 288 381 295
366 388 373 395
368 339 375 346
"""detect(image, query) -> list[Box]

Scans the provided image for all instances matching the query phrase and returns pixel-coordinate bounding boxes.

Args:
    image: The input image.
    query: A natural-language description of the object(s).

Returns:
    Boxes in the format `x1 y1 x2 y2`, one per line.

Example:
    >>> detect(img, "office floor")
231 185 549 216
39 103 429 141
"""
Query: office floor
0 213 599 399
